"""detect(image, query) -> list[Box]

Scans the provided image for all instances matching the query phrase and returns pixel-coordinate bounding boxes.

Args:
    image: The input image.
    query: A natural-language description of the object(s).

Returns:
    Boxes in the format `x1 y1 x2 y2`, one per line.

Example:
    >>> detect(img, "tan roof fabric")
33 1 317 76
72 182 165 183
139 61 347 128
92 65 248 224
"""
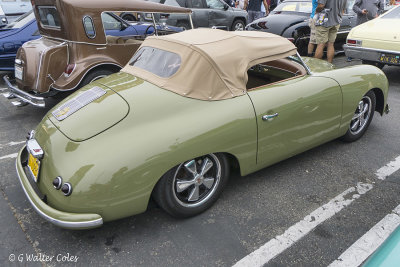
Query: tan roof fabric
122 29 297 100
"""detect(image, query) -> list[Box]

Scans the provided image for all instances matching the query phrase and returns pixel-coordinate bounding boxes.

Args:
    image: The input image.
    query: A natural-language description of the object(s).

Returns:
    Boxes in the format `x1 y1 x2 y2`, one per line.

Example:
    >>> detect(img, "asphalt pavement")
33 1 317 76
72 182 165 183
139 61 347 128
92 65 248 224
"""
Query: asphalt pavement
0 56 399 267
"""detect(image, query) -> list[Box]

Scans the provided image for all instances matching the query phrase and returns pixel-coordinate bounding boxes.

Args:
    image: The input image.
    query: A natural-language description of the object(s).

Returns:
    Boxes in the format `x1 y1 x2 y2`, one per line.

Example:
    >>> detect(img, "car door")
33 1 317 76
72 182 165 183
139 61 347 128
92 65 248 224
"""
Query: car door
247 75 342 167
204 0 230 29
189 0 210 27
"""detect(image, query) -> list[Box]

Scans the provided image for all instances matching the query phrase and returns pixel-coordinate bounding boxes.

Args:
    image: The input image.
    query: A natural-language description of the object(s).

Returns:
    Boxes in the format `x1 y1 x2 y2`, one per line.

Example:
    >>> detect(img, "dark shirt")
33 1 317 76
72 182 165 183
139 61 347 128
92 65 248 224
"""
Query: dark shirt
248 0 262 11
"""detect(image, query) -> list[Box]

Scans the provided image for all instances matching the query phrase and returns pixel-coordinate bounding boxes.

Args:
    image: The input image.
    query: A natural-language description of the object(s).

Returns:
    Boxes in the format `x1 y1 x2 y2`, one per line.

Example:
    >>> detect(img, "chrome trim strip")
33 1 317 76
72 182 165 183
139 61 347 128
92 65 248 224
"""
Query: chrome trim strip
15 149 103 229
3 76 46 107
51 62 122 91
296 51 312 75
151 13 159 35
189 14 194 29
344 45 400 55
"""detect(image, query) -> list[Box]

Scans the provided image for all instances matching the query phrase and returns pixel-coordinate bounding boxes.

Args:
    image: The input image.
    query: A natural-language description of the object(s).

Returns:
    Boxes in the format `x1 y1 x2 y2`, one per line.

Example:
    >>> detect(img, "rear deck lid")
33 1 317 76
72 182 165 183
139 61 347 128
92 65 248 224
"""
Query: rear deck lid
352 19 400 42
48 82 129 142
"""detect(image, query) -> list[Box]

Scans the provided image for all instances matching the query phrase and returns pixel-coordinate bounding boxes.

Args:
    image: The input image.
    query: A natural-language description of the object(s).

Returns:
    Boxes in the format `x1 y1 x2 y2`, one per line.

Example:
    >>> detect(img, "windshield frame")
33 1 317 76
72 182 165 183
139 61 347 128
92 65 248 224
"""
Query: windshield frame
3 11 34 29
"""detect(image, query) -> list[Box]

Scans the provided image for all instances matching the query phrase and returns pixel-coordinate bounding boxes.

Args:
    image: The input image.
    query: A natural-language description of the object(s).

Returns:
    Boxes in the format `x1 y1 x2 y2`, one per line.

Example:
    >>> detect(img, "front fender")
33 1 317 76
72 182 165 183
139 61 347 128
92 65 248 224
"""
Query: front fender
313 64 389 135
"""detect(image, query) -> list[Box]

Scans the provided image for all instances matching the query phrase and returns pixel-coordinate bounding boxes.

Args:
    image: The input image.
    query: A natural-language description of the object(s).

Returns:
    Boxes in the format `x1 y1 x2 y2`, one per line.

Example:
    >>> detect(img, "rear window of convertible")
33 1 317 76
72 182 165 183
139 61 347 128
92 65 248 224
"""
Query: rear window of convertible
129 47 181 78
37 6 61 28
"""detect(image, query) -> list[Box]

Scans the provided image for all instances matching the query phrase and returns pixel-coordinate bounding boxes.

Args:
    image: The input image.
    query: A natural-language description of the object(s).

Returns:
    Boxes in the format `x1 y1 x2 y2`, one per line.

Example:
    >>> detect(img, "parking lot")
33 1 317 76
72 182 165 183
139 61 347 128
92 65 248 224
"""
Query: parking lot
0 55 399 266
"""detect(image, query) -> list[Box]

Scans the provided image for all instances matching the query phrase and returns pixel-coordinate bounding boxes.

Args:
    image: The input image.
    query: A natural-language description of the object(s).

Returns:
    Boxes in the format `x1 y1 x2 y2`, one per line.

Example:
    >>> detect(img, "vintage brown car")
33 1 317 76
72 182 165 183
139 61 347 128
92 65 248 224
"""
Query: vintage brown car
3 0 192 107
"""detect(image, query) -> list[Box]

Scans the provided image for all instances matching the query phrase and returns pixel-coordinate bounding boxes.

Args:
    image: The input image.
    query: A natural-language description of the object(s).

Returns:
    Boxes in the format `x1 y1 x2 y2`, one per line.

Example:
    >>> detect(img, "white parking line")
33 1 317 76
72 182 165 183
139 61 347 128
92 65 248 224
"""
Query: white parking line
0 87 7 91
233 156 400 267
0 140 25 149
376 156 400 180
329 205 400 267
0 153 18 161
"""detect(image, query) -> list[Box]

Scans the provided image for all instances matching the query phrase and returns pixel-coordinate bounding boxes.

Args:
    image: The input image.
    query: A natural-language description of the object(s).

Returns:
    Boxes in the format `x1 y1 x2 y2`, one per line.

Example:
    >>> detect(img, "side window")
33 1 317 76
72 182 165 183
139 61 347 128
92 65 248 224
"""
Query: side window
190 0 204 8
205 0 225 9
101 12 123 31
83 16 96 39
37 6 61 28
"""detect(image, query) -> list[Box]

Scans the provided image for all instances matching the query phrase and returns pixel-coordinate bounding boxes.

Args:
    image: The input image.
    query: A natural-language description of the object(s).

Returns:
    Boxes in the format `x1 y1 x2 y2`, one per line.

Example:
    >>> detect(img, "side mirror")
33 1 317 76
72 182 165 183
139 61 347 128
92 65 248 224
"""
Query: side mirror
224 4 229 10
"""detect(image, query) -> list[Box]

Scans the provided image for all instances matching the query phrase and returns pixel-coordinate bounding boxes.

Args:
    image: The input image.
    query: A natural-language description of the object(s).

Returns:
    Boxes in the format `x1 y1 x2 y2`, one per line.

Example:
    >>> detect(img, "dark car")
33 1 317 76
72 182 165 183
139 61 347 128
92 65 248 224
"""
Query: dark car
246 0 356 55
0 11 39 71
146 0 248 30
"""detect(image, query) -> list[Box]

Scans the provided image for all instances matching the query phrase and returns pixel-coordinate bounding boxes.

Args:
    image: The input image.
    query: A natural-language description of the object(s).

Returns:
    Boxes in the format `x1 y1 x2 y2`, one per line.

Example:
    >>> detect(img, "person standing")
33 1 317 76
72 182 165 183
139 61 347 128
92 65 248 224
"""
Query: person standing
314 0 348 63
353 0 384 25
307 0 319 57
235 0 246 10
247 0 269 23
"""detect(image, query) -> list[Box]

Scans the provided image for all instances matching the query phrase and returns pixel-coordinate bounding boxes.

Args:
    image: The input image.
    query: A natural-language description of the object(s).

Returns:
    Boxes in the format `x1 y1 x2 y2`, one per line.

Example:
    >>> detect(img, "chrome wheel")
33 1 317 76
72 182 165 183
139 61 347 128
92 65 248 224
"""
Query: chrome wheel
349 96 372 135
234 23 244 31
172 154 221 208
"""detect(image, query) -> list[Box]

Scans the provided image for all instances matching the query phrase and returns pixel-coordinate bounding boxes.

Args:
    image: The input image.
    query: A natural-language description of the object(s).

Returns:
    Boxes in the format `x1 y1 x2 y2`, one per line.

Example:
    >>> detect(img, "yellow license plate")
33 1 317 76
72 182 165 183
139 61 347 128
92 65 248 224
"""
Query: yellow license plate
28 153 40 182
379 54 399 65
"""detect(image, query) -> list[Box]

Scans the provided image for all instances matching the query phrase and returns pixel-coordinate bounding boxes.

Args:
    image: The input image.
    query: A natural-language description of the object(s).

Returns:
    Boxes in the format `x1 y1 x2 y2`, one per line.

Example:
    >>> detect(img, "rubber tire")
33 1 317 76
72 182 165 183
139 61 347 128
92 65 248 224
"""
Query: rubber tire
153 153 230 218
341 90 376 142
231 19 245 31
121 13 136 22
80 69 115 88
362 60 385 69
176 21 190 30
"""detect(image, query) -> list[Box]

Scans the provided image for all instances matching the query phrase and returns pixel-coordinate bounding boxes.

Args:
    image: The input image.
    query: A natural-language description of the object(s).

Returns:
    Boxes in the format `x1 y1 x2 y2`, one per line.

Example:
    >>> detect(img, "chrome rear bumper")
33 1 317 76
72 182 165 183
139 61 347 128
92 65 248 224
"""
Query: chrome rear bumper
344 45 400 66
2 75 45 107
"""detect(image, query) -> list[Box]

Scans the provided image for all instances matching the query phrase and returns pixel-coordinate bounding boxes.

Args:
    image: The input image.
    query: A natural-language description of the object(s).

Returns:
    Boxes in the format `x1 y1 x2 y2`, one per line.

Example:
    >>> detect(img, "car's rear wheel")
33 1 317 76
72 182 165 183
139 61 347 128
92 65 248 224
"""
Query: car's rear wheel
231 19 245 31
341 90 376 142
176 21 190 30
153 153 229 217
362 60 385 69
120 13 137 22
81 69 114 87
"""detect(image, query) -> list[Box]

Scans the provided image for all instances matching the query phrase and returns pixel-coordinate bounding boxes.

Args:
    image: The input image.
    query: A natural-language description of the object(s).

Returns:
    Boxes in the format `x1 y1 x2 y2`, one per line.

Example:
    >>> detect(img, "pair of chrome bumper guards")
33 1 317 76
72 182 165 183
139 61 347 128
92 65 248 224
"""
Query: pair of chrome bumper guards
2 75 45 107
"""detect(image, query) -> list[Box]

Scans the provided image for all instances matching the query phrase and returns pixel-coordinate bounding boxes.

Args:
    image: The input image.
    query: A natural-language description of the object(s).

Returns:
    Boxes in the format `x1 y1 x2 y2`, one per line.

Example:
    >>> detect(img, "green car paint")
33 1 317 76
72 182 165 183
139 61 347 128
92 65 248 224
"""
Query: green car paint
16 58 389 229
363 226 400 267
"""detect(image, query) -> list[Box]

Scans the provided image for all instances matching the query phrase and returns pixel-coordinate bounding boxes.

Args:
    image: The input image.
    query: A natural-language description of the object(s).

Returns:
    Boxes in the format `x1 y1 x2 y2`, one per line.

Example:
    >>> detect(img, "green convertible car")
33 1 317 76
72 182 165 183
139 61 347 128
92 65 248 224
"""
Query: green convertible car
17 29 389 229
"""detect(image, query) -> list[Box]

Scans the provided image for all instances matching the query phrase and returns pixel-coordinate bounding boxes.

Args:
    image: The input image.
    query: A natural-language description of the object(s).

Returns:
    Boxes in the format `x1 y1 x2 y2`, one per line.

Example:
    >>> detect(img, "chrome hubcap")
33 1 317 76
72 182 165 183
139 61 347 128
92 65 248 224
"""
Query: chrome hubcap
173 154 221 207
235 23 244 31
350 96 372 135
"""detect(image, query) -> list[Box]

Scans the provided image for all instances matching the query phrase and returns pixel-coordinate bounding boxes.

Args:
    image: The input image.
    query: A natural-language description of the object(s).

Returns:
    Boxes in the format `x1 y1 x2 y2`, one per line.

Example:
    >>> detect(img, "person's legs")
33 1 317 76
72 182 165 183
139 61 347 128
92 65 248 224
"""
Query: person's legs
326 42 335 63
326 25 339 63
307 18 316 56
248 11 255 23
314 26 328 59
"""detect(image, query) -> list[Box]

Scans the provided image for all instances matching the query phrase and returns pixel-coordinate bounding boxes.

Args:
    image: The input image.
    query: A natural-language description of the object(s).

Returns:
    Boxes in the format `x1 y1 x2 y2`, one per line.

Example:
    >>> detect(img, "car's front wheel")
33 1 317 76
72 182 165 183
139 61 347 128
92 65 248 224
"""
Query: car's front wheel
153 153 229 217
231 19 245 31
341 90 376 142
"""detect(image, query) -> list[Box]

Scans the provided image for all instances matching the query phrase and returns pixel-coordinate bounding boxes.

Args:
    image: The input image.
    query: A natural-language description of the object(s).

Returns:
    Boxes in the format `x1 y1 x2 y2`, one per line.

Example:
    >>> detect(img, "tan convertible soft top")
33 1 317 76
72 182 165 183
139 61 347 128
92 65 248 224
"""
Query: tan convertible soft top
122 29 297 100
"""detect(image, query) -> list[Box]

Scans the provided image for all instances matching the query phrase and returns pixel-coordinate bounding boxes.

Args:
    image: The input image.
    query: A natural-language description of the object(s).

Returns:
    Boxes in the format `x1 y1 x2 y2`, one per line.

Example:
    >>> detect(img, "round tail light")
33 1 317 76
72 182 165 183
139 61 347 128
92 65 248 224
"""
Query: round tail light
61 183 73 196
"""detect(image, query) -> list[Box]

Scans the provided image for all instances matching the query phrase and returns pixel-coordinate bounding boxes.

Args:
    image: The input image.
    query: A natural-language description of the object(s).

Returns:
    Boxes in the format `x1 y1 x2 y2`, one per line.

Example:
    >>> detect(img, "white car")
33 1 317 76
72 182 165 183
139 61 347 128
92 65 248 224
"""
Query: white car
344 5 400 68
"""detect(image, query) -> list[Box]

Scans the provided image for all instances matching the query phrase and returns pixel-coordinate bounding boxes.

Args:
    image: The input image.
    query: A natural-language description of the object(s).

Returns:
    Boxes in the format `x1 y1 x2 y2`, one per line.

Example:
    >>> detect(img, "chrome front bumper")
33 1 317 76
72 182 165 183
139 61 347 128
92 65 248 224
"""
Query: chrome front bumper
2 75 45 107
16 146 103 229
344 45 400 65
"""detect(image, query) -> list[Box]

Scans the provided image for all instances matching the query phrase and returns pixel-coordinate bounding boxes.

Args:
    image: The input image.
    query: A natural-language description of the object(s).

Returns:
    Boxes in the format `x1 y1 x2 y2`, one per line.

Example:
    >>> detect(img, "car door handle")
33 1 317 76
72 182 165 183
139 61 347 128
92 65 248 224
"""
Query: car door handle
262 113 279 121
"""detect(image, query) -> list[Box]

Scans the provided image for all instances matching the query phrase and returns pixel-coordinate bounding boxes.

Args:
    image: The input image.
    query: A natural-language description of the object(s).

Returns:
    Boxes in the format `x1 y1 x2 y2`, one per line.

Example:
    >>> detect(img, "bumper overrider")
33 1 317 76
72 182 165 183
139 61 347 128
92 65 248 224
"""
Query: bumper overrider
2 75 45 107
16 144 103 229
344 45 400 65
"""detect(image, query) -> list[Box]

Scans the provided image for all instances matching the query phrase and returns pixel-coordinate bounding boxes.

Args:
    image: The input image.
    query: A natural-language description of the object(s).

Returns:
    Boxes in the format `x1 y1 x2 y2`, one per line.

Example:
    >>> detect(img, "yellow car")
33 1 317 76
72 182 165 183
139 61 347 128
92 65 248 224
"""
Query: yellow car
344 5 400 69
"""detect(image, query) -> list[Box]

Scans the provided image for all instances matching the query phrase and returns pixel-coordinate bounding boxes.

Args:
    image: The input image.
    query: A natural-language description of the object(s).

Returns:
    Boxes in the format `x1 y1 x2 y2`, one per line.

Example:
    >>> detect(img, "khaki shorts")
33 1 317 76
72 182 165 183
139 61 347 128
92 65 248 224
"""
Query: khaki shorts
315 24 340 44
308 18 317 44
